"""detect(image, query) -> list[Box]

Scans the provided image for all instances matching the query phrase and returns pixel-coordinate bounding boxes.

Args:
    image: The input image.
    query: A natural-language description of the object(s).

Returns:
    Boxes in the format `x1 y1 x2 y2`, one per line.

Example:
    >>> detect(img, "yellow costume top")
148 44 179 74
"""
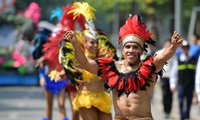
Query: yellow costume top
82 69 100 82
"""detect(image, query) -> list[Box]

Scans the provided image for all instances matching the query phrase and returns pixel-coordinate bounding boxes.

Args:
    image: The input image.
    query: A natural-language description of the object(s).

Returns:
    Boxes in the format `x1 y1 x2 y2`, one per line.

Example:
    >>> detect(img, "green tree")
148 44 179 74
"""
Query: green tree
14 0 198 37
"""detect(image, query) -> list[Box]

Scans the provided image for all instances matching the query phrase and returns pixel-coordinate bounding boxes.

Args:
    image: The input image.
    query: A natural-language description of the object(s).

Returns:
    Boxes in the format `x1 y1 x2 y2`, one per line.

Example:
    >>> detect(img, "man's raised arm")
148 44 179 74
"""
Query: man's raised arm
153 31 183 73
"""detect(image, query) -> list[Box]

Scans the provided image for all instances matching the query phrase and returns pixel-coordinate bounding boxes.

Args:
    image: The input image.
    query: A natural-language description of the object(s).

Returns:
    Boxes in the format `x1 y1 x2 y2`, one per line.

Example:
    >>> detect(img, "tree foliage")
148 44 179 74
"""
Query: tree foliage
13 0 198 36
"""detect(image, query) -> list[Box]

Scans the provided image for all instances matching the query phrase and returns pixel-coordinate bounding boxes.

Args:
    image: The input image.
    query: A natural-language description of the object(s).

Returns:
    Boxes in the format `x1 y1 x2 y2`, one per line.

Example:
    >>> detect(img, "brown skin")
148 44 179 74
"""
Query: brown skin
55 69 80 120
40 76 66 120
62 29 183 118
122 42 143 67
37 56 67 120
67 89 80 120
78 38 112 120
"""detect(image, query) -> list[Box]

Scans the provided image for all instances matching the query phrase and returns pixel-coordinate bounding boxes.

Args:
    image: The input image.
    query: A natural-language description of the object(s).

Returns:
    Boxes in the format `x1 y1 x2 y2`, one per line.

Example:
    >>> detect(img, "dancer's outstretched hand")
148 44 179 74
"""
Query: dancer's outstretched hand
54 70 65 82
64 29 77 43
171 31 183 48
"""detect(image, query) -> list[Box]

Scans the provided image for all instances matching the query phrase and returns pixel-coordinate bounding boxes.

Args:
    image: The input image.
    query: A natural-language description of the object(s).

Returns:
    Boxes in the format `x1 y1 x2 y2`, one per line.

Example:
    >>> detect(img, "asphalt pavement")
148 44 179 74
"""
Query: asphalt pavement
0 83 200 120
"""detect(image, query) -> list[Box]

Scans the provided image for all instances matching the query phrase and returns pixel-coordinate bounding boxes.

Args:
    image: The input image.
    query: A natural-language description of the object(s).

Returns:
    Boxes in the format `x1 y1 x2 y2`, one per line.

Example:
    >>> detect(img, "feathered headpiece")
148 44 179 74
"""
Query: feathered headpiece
68 2 96 22
60 2 96 32
84 19 98 40
60 4 84 30
119 15 156 52
68 2 97 40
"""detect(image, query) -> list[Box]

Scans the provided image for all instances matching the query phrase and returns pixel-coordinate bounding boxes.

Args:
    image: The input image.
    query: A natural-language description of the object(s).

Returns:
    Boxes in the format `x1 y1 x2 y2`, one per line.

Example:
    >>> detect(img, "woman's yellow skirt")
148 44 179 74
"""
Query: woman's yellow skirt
72 90 112 113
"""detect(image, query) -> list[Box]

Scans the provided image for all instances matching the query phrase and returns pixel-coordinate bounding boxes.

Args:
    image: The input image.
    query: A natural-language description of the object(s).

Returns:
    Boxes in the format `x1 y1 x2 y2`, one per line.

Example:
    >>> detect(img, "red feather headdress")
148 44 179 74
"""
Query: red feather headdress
60 2 96 31
60 4 85 30
67 2 97 40
119 15 155 51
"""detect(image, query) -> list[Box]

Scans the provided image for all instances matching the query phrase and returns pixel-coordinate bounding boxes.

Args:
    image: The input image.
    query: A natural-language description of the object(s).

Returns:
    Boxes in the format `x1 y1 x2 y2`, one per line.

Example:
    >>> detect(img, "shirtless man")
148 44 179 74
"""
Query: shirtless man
62 15 183 120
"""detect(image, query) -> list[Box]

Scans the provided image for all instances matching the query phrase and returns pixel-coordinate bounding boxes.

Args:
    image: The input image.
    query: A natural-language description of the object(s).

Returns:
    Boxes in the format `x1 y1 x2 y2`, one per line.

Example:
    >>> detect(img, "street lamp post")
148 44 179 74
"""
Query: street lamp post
175 0 182 35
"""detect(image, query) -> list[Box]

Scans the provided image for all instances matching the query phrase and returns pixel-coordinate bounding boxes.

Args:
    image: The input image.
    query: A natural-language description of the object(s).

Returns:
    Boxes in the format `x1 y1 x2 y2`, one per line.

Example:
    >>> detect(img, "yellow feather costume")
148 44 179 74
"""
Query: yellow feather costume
60 2 118 114
72 90 112 113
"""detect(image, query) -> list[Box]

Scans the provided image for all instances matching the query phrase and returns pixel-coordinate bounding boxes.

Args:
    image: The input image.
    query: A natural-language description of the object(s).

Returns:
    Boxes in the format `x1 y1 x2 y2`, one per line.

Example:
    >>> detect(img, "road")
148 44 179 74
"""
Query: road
0 83 200 120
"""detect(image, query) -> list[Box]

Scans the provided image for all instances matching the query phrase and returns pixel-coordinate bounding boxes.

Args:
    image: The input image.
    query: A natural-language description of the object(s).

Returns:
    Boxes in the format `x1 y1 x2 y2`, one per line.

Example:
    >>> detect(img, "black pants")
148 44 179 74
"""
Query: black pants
177 85 194 120
160 77 173 114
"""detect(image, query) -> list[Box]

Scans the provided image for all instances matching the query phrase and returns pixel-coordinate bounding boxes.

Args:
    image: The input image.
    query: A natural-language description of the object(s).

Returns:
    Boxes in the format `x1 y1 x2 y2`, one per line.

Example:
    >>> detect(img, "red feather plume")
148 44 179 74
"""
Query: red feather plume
119 15 152 43
60 6 85 30
118 78 125 91
127 77 133 92
43 30 64 71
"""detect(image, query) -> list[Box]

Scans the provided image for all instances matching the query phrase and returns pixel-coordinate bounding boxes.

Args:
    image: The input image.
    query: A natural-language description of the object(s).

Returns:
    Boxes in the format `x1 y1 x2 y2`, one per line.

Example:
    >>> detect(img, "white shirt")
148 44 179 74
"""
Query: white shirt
155 48 175 78
195 55 200 102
